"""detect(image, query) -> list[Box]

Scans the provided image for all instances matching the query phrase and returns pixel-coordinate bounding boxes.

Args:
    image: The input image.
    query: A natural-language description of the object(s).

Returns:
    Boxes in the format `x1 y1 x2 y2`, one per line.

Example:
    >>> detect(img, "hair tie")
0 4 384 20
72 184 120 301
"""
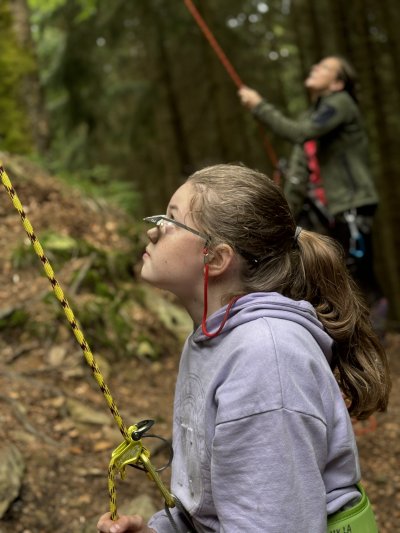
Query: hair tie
294 226 302 242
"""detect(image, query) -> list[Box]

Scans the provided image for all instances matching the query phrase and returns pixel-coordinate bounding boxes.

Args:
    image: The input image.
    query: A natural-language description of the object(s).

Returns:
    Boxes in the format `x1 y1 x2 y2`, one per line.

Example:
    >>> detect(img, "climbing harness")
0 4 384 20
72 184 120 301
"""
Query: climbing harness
343 209 365 259
182 0 281 182
0 164 192 527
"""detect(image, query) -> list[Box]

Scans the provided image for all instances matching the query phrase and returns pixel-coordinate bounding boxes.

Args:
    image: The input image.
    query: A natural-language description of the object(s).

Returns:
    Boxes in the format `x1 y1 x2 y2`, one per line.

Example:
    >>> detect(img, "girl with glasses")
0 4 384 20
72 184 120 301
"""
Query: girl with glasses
97 163 390 533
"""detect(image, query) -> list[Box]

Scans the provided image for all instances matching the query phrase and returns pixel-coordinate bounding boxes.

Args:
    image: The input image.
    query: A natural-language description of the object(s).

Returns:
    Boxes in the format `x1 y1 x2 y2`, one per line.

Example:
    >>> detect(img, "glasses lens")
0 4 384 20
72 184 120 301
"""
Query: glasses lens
144 215 209 243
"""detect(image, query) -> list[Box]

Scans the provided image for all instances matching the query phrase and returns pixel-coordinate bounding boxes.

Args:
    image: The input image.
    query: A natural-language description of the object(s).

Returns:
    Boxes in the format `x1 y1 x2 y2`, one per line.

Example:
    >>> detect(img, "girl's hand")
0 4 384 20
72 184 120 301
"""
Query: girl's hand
97 512 156 533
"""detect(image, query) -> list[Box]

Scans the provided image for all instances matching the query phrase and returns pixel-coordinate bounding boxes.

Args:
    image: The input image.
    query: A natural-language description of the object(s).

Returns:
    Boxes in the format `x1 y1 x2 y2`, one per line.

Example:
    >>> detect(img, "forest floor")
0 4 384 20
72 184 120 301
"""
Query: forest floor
0 155 399 532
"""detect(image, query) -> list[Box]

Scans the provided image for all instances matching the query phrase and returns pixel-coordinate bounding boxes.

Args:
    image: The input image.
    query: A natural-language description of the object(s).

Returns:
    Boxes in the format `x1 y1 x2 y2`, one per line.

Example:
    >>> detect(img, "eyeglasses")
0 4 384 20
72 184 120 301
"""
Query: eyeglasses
143 215 210 244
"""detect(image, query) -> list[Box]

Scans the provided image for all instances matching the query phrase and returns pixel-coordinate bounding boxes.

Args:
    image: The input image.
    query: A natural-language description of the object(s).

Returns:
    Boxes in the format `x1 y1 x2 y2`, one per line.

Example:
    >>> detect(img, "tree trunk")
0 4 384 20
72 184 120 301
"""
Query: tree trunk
9 0 49 152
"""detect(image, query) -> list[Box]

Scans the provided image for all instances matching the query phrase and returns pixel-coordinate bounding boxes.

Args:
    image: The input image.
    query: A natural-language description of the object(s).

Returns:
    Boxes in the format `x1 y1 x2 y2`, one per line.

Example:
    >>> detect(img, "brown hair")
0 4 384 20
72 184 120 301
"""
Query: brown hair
188 163 390 420
331 55 359 102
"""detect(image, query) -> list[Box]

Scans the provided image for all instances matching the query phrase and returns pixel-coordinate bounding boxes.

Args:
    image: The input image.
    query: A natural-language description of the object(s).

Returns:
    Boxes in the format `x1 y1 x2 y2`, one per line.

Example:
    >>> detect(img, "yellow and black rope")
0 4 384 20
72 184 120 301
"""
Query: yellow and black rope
0 164 175 517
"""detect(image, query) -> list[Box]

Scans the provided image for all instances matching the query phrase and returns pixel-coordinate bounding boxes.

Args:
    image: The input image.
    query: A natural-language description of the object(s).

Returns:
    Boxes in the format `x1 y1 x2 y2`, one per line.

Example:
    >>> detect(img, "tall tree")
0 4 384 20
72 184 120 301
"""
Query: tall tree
0 1 35 153
9 0 48 151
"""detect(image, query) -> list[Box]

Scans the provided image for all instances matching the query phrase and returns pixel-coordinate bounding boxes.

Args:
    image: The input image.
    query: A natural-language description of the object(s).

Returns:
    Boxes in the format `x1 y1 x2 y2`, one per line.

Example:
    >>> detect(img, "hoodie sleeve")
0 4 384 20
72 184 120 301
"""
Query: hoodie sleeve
210 408 329 533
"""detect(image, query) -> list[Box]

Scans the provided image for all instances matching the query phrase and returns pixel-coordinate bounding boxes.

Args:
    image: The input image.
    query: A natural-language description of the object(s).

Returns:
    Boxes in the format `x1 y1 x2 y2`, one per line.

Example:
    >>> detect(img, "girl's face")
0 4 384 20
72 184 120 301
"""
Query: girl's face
304 57 343 95
141 181 206 302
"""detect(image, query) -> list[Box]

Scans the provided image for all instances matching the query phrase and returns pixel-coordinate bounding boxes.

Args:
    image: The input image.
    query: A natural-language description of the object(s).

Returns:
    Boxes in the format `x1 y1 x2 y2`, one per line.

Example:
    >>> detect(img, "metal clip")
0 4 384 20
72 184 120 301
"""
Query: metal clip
110 425 145 480
109 421 176 508
343 210 365 259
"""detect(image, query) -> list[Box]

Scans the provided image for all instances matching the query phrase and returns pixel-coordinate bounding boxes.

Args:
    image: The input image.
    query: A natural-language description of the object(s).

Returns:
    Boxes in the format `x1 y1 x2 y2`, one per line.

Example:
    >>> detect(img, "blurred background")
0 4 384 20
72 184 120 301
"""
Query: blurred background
1 0 400 321
1 2 400 531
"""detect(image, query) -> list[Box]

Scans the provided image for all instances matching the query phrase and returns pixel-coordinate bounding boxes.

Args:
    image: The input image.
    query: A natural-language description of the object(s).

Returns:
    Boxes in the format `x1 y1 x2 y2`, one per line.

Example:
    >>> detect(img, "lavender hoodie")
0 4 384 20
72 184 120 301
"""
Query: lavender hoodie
148 292 361 532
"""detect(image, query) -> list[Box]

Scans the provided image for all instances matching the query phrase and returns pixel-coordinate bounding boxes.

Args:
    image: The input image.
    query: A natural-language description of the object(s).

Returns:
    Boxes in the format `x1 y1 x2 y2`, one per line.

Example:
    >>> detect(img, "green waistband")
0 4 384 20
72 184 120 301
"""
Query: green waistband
327 484 378 533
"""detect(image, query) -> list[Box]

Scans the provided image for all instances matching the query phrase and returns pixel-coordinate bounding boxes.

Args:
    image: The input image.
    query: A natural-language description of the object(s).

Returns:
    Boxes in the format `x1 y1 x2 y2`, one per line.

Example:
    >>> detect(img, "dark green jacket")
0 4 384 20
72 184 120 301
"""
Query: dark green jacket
252 91 378 217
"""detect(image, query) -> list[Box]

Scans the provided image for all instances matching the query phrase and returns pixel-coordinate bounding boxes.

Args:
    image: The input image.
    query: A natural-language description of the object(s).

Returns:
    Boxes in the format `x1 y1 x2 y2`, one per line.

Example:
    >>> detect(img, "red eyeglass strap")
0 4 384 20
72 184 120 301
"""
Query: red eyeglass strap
202 248 240 338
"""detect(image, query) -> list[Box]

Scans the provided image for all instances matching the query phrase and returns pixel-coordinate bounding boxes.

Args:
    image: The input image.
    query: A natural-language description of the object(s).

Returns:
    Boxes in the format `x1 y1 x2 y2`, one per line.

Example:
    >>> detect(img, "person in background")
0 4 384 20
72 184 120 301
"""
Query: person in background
238 56 388 336
97 163 390 533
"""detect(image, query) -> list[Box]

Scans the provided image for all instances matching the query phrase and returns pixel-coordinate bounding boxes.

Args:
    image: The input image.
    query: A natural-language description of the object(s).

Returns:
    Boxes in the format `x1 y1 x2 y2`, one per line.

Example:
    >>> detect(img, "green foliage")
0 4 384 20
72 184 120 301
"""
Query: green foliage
70 250 135 295
14 236 144 359
47 291 145 360
52 165 140 215
74 0 98 22
11 231 91 269
0 3 35 153
28 0 98 21
11 231 137 291
11 240 37 269
28 0 67 15
27 0 142 214
0 308 30 330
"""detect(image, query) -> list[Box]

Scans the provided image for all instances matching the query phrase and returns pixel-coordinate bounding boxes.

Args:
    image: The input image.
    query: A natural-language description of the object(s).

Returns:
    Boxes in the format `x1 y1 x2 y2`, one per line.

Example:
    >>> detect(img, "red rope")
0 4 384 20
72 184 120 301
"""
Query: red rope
183 0 243 89
183 0 280 176
202 262 240 338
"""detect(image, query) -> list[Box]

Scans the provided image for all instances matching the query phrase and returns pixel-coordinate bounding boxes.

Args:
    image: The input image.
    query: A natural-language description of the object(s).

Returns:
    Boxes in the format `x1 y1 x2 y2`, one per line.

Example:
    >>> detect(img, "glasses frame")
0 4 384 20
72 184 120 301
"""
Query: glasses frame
143 215 210 244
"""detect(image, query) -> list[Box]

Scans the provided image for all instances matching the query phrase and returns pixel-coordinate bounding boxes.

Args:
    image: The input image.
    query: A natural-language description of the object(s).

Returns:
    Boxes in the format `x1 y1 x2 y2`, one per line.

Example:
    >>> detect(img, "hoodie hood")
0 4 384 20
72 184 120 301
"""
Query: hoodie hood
195 292 333 363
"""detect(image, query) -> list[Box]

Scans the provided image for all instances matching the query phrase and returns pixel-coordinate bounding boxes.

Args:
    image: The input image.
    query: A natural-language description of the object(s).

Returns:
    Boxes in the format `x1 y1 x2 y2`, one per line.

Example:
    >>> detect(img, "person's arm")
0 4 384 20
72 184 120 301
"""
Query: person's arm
97 506 192 533
239 88 355 144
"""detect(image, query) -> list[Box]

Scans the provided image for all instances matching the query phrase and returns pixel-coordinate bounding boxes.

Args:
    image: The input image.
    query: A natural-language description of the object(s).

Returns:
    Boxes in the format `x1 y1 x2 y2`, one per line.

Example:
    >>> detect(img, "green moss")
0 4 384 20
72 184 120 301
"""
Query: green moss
11 231 90 270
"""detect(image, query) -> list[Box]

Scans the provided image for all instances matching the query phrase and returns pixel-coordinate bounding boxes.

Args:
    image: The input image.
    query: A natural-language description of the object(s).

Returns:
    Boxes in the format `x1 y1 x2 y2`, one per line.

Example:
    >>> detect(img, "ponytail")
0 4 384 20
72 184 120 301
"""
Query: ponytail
187 164 390 420
291 230 390 420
